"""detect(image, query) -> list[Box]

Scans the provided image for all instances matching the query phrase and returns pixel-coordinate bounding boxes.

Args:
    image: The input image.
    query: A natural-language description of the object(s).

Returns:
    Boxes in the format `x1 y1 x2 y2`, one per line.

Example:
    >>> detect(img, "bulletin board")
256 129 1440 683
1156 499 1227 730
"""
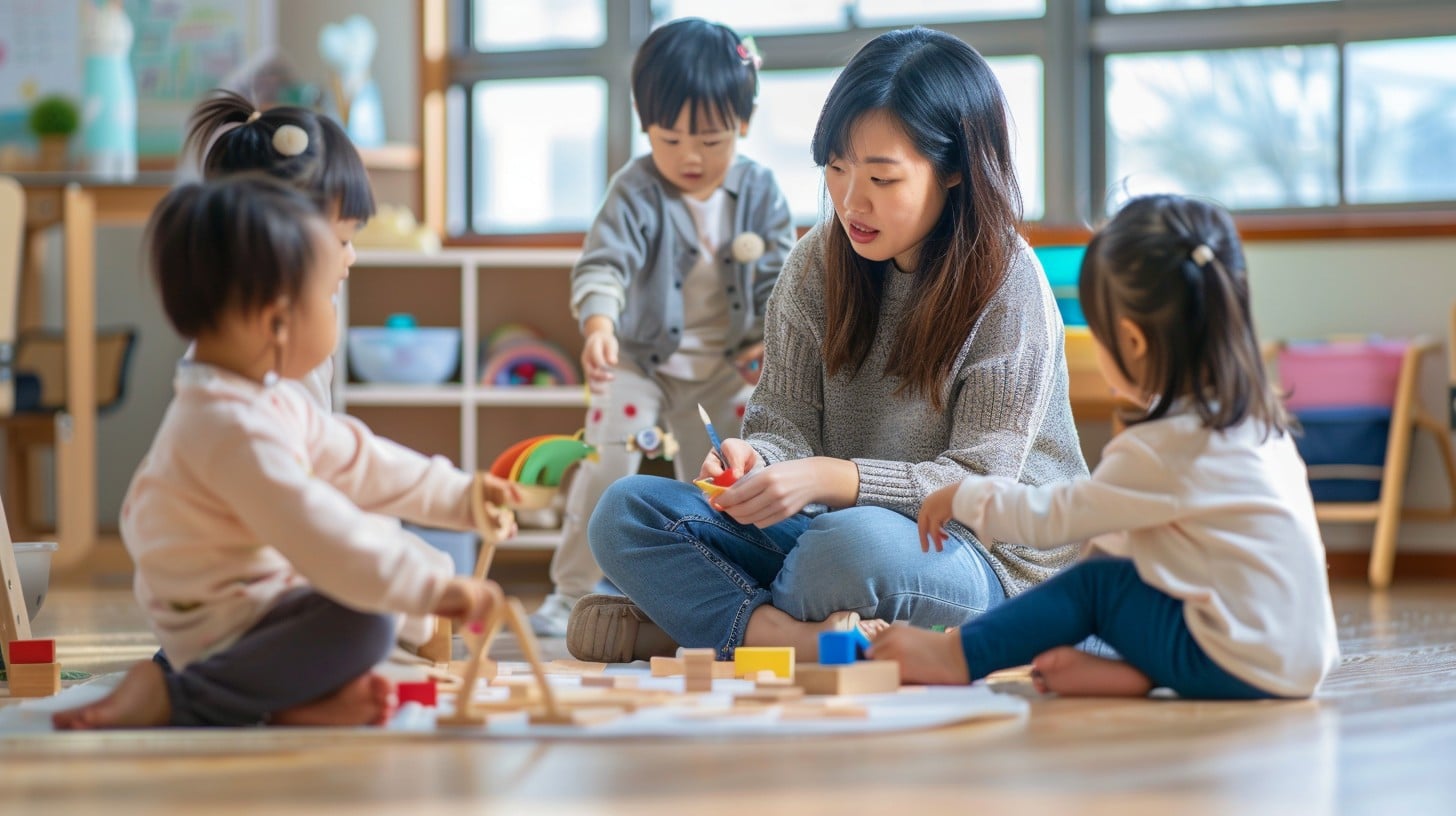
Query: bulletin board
0 0 275 157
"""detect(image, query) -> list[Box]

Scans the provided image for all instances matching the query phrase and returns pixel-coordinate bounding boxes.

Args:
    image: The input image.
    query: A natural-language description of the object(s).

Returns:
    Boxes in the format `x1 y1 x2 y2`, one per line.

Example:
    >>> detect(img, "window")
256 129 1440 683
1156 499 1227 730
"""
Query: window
1106 46 1337 210
442 1 1456 238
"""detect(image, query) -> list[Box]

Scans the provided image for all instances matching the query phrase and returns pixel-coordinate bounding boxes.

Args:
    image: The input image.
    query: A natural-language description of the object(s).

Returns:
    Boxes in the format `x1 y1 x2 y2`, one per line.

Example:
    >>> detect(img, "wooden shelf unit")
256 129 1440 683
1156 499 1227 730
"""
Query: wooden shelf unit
338 248 587 552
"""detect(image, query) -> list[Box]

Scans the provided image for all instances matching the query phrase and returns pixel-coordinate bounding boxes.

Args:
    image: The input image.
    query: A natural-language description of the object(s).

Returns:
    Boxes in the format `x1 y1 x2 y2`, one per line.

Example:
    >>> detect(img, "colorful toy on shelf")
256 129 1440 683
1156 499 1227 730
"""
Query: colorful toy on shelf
352 204 440 253
489 432 596 511
479 324 581 387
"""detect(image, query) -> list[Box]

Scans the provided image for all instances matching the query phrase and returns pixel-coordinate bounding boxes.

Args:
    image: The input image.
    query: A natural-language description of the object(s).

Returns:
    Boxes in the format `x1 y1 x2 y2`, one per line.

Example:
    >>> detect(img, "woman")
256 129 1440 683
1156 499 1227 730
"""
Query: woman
569 27 1087 662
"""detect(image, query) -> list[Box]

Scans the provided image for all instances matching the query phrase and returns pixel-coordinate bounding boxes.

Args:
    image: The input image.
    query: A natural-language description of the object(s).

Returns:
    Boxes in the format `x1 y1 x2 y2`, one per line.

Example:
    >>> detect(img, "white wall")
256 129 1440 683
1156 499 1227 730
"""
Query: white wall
275 0 418 145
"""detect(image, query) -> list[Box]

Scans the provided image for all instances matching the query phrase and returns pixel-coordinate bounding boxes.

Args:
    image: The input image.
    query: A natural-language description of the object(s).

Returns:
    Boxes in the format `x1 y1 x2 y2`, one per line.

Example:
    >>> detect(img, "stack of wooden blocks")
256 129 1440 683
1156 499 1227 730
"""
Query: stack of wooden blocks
6 638 61 697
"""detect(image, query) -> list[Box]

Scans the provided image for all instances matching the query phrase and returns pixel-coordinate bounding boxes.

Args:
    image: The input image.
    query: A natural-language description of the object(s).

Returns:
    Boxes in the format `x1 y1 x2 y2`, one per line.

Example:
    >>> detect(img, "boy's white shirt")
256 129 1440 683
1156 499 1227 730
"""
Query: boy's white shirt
122 361 472 668
951 411 1341 697
657 187 732 381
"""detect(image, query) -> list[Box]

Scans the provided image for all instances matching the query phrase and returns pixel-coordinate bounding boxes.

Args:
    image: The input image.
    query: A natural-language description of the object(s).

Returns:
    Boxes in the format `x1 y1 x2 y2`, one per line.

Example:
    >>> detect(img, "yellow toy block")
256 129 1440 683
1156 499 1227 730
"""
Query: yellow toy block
733 646 795 680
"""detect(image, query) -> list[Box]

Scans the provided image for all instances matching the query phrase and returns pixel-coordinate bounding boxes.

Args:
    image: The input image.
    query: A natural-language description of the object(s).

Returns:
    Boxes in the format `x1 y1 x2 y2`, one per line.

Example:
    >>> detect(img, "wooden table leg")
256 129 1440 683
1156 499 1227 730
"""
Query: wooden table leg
52 186 96 572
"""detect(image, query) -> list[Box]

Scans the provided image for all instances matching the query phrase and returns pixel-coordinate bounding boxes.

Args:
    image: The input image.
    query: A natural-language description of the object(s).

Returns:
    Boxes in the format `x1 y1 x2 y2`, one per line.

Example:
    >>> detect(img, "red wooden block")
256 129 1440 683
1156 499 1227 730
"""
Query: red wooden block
7 639 56 665
397 680 438 707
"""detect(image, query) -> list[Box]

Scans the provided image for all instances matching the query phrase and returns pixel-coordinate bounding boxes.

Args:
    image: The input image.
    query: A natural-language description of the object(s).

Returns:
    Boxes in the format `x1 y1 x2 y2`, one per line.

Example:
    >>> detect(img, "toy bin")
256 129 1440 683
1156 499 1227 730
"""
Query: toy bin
347 325 461 385
1277 340 1407 411
1032 245 1086 327
1293 406 1391 503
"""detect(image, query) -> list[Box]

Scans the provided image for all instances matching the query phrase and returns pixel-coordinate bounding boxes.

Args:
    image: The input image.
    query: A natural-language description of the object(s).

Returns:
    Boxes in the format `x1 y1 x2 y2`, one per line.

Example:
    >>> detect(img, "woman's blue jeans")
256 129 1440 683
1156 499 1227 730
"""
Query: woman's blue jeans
589 474 1006 658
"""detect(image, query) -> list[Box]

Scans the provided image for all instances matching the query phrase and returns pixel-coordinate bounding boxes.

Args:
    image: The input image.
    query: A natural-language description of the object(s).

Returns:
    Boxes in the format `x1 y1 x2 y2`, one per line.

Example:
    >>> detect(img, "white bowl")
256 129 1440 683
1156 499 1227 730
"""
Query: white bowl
347 327 461 385
11 541 57 621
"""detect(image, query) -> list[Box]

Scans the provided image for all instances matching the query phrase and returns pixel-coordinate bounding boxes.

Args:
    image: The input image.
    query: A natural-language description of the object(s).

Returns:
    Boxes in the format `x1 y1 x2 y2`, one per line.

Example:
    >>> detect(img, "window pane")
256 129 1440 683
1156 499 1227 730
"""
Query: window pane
473 0 604 52
857 0 1044 25
653 0 847 35
633 58 1043 224
472 78 606 233
1106 0 1331 12
1347 36 1456 205
1106 46 1337 210
989 55 1044 220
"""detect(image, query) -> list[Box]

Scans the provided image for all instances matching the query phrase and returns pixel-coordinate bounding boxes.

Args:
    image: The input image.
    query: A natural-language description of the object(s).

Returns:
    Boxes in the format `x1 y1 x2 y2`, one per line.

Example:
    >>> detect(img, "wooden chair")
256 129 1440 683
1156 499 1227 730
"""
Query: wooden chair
2 327 137 540
1273 337 1456 589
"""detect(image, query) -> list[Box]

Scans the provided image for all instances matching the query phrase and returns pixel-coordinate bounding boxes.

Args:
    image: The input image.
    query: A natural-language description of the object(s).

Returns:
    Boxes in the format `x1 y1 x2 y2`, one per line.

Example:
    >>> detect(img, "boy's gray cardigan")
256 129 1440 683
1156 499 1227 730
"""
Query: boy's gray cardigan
571 155 796 374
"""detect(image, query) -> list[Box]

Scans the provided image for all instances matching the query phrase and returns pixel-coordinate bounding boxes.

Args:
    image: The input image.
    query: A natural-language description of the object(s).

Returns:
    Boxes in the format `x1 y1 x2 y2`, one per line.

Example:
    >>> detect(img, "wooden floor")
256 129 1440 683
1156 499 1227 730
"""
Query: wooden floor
3 579 1455 814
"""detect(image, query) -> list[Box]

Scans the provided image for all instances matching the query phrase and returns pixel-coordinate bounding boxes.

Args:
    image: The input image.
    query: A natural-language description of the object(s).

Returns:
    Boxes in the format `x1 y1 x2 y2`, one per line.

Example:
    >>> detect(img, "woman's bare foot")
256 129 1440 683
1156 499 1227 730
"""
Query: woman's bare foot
1030 646 1152 697
271 673 396 727
52 660 172 730
743 606 861 662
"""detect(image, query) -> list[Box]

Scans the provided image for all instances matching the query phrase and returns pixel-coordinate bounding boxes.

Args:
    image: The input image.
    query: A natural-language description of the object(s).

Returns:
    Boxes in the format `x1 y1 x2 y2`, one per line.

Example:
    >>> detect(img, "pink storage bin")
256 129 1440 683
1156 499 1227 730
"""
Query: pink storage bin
1276 339 1408 410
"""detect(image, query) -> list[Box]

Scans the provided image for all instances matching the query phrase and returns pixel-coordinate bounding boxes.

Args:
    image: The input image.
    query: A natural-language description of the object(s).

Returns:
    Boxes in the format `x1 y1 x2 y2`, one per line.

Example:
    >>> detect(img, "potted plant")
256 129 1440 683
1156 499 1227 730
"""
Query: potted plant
28 95 81 171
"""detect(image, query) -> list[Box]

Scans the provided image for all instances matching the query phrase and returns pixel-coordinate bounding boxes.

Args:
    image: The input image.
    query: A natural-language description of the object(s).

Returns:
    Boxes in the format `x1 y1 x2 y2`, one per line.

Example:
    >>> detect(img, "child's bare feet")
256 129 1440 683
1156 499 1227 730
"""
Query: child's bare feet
52 660 172 730
868 626 969 684
1030 646 1152 697
271 673 396 727
744 606 861 662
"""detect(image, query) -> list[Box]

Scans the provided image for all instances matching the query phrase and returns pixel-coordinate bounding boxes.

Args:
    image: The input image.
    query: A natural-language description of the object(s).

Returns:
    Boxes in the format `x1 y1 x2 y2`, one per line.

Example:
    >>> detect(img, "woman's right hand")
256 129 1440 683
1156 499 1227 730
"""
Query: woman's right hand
434 577 504 627
699 437 762 482
581 316 619 387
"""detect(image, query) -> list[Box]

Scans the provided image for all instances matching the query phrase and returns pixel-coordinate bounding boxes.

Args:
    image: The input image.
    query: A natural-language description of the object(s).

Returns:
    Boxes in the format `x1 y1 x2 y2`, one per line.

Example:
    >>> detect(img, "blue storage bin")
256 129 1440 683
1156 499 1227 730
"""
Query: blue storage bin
403 523 478 576
1033 245 1087 327
1293 406 1390 503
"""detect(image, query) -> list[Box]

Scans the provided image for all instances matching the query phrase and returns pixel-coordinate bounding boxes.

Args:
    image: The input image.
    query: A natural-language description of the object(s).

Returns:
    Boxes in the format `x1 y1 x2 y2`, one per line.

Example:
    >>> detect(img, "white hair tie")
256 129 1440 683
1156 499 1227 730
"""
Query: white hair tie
1191 244 1215 267
272 124 309 157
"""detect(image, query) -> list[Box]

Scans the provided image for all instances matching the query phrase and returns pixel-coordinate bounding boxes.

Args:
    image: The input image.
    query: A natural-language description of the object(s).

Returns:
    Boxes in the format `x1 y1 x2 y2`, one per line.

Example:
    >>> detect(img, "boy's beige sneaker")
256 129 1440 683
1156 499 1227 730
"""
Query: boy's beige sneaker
565 594 679 663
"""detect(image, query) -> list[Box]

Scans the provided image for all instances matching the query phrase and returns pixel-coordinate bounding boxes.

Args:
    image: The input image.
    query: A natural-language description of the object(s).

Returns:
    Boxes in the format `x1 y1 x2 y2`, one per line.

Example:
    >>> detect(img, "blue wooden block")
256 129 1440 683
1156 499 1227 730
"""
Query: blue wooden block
819 630 858 665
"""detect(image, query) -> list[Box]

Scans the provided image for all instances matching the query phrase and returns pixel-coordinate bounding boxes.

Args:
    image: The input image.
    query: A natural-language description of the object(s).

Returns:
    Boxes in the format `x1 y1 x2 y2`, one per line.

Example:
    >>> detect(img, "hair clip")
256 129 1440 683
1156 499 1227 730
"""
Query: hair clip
245 110 262 124
272 124 309 157
1191 244 1215 267
736 37 763 70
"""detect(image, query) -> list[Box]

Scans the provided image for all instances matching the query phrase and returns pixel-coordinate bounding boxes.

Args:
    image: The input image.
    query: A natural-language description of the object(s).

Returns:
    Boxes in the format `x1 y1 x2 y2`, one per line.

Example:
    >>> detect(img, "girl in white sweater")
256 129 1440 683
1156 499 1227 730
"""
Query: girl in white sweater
872 194 1340 699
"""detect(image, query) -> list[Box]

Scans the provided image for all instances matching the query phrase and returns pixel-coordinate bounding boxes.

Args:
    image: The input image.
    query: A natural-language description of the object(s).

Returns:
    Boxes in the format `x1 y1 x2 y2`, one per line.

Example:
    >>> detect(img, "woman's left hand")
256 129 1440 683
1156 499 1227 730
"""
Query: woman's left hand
713 457 855 528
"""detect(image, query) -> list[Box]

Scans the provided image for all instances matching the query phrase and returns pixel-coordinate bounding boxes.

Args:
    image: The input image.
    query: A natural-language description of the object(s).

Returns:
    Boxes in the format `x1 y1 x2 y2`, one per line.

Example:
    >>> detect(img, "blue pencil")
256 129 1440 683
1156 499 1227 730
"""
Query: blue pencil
697 403 729 468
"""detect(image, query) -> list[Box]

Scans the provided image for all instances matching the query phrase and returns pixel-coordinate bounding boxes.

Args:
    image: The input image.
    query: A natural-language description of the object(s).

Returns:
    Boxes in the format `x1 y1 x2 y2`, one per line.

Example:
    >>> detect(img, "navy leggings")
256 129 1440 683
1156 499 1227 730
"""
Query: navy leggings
961 558 1276 699
152 588 396 726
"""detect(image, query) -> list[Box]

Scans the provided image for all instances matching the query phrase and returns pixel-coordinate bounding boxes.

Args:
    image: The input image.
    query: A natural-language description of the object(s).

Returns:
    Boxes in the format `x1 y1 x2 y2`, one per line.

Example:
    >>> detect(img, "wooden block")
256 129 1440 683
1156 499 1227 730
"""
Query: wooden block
650 656 684 677
780 703 869 720
793 660 900 696
711 661 736 679
417 618 453 665
397 680 437 707
733 686 805 705
733 646 795 680
546 659 608 675
6 638 56 665
528 707 623 726
581 674 640 689
677 647 715 661
7 662 61 697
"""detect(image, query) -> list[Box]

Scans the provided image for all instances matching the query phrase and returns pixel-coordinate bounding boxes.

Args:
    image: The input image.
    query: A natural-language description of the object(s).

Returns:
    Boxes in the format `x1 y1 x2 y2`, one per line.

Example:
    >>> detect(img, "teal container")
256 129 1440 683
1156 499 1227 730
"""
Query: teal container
1033 245 1087 327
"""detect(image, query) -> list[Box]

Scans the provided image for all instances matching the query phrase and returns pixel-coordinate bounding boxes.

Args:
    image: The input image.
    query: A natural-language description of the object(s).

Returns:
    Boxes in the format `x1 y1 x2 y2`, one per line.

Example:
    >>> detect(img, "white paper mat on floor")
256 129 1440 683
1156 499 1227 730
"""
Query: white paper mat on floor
0 665 1028 739
401 663 1027 740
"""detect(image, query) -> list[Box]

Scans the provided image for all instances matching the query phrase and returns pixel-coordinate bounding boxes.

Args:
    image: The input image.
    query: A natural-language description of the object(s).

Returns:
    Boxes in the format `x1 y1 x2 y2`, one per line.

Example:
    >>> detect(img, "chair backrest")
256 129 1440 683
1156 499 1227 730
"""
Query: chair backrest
0 177 23 418
13 327 138 412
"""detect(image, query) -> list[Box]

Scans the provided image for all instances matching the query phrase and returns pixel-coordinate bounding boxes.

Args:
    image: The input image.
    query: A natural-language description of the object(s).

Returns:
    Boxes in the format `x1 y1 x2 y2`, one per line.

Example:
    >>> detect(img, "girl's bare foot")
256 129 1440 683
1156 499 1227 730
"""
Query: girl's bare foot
858 618 892 639
52 660 172 730
1030 646 1152 697
271 673 396 727
866 626 969 684
744 606 860 662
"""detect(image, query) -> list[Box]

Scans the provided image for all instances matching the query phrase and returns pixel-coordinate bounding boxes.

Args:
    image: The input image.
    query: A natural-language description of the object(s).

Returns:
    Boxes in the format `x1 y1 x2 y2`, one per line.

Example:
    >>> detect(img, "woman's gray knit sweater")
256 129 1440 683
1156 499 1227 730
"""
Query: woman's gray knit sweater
743 224 1089 596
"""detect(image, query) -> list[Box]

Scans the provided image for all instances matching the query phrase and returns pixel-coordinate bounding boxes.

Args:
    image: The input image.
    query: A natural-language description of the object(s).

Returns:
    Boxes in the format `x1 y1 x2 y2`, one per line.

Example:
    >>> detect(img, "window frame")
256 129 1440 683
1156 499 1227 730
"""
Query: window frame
436 0 1456 244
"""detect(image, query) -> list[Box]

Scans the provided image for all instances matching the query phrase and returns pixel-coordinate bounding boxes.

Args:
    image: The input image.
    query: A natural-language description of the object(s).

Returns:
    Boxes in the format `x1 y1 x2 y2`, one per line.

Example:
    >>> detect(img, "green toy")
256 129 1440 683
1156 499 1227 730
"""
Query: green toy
516 437 595 487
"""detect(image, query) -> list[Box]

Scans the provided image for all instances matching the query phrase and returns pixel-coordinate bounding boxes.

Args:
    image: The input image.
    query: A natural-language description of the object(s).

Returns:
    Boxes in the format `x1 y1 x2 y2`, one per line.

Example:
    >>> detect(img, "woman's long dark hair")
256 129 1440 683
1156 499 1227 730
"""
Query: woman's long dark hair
812 27 1022 412
1079 194 1289 435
